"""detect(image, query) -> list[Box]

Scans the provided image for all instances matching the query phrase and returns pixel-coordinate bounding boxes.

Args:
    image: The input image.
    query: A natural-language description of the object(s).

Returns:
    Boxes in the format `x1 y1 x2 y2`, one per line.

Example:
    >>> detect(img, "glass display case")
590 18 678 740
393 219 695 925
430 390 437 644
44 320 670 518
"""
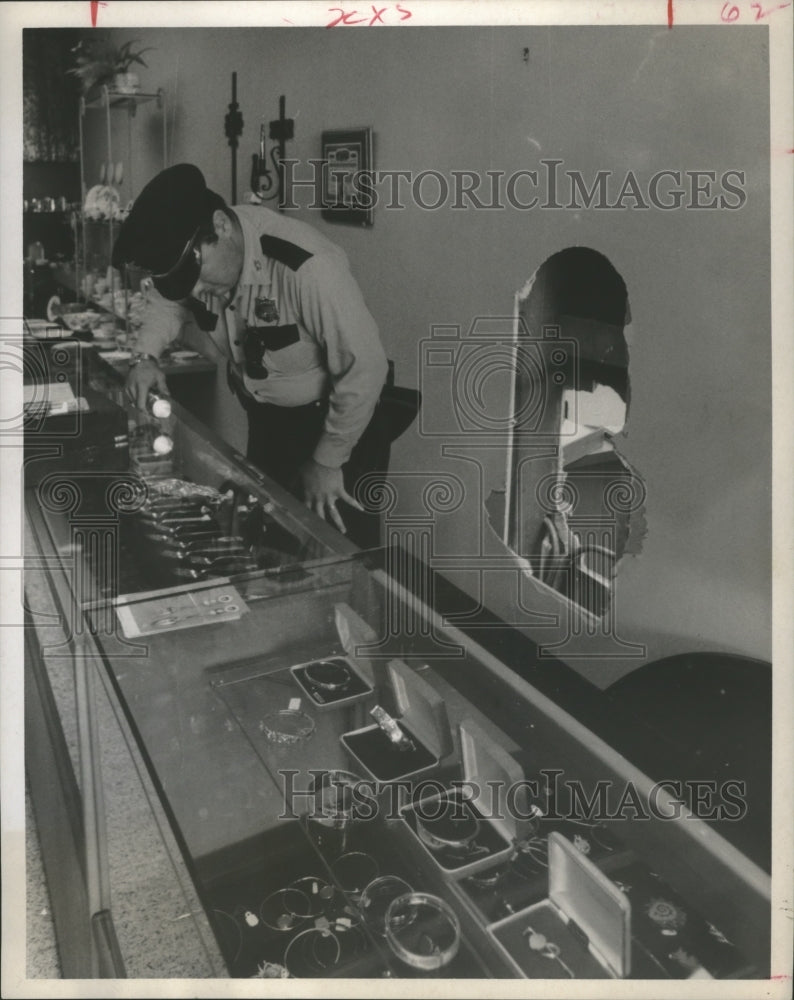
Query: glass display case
23 349 771 980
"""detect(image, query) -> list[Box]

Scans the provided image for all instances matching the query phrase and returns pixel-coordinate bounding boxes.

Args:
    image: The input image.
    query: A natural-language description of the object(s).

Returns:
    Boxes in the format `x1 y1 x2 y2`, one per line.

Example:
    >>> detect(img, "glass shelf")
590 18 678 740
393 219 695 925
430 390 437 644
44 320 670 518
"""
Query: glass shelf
82 88 164 113
76 84 167 339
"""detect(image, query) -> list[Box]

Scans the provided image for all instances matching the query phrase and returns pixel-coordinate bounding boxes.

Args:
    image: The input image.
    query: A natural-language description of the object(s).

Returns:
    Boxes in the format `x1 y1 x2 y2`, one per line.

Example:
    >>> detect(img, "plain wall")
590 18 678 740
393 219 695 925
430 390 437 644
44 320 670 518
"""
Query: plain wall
81 25 771 685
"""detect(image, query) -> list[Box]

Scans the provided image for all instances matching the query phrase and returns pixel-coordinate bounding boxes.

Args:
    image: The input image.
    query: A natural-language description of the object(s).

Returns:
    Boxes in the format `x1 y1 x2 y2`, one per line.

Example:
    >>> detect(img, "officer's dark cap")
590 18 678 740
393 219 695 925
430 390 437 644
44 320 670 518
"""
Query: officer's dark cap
112 164 220 301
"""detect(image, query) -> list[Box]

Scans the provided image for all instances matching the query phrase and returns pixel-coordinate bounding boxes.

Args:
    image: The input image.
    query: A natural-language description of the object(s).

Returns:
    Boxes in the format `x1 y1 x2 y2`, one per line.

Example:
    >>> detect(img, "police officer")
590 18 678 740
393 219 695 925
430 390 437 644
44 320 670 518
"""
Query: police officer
112 164 388 540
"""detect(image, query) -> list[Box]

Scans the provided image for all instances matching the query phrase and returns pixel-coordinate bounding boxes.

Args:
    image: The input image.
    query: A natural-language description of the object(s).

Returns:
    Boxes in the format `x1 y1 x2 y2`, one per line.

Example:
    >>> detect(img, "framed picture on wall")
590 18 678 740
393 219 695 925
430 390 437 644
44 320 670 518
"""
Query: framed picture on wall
321 127 374 226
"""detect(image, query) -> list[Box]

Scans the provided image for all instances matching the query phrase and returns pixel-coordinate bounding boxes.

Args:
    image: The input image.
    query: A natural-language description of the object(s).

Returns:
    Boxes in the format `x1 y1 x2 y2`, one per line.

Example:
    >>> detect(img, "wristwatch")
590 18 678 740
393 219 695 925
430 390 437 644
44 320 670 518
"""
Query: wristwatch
128 352 159 368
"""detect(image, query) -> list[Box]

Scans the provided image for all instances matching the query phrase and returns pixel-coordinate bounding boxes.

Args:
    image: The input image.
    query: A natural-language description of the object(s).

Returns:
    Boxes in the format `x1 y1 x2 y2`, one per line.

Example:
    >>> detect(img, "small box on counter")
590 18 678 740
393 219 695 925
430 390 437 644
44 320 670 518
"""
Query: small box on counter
488 831 631 980
290 655 373 709
401 717 534 879
340 659 452 783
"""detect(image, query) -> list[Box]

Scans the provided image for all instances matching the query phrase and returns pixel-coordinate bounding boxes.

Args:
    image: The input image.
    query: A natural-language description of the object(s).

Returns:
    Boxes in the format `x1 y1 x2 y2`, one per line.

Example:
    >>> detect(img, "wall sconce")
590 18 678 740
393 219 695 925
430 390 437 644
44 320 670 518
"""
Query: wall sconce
250 95 294 208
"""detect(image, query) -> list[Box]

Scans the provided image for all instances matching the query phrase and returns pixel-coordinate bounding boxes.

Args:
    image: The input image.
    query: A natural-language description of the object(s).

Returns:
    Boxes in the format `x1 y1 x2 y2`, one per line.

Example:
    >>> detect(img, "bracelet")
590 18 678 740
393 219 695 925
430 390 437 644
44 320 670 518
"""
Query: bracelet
128 352 159 368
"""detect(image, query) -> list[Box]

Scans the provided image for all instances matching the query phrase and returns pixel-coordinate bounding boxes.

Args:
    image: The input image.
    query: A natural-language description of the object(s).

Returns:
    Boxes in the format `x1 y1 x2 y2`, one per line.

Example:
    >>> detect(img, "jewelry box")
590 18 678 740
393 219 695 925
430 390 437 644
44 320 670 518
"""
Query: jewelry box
488 831 632 979
340 659 452 783
290 655 373 709
400 717 534 878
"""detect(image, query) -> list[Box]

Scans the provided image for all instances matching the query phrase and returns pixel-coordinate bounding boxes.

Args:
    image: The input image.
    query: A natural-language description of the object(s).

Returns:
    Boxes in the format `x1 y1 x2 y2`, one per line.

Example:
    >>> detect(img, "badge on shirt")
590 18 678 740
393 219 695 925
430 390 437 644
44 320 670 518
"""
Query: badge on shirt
254 296 280 323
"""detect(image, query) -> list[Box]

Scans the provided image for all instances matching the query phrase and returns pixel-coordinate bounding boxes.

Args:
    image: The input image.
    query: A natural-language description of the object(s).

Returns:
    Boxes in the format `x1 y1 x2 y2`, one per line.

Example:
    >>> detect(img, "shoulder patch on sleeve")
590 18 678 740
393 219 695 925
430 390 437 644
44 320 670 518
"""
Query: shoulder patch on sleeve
259 234 313 271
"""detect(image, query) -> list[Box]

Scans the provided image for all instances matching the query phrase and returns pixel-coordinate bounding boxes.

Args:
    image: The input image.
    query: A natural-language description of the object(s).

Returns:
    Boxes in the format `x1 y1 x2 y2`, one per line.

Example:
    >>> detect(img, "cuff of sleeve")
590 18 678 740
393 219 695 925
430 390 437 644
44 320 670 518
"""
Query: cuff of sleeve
128 352 160 368
311 437 349 469
132 336 164 359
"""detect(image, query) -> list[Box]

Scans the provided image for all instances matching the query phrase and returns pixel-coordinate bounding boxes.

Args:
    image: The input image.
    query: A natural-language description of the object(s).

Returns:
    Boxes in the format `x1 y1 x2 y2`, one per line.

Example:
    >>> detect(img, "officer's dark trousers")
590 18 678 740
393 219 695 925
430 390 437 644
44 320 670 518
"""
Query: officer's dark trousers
243 396 385 549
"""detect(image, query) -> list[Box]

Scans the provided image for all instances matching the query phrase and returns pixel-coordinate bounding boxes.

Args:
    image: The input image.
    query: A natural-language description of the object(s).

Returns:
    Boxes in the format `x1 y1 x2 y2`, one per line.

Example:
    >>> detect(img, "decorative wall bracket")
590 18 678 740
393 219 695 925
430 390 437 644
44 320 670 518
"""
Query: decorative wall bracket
250 95 294 210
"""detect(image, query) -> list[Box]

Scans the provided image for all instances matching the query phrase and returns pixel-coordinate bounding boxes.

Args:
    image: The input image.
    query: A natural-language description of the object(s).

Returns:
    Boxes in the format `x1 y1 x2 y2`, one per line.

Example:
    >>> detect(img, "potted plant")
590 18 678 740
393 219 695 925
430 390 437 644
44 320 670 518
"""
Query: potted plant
69 39 154 96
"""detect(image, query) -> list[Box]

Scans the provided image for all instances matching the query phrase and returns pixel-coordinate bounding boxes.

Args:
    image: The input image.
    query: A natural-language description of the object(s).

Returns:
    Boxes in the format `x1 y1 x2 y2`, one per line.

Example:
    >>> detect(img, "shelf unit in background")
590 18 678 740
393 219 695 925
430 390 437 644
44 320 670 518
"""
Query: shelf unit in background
77 86 167 336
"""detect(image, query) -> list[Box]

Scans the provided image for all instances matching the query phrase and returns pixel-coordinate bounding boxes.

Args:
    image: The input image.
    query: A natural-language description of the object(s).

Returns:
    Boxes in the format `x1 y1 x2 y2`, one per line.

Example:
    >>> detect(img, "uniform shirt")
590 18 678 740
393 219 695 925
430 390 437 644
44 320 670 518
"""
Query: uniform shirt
134 204 388 469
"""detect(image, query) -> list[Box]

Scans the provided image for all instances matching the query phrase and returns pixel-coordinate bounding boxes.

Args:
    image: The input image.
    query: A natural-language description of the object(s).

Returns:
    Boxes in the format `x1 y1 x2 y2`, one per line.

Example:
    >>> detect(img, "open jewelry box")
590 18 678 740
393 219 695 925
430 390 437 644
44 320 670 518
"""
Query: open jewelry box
400 717 534 878
340 659 452 783
290 656 373 709
488 831 631 979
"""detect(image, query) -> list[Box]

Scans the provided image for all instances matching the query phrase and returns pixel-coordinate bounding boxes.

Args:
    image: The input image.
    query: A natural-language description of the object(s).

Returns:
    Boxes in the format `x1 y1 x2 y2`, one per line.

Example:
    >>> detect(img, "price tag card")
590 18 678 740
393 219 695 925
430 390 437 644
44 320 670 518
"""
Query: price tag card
115 583 247 637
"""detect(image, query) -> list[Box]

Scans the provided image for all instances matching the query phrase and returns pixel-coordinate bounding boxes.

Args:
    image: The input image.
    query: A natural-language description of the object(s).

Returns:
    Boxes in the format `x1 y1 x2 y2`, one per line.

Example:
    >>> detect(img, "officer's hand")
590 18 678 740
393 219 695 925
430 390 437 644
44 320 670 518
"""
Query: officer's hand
300 458 363 534
126 359 168 411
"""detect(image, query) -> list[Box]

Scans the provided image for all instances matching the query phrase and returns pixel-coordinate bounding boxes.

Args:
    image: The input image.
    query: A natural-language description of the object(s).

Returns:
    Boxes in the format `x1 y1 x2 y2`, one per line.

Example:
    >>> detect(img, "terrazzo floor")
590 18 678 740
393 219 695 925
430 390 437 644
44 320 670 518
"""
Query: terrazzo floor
26 785 61 978
23 558 226 980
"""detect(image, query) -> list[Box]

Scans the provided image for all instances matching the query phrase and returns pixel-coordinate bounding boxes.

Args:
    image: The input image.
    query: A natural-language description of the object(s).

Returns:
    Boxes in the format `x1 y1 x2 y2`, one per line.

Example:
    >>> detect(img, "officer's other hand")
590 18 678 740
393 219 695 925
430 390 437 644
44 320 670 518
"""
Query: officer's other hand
126 359 168 410
300 458 363 534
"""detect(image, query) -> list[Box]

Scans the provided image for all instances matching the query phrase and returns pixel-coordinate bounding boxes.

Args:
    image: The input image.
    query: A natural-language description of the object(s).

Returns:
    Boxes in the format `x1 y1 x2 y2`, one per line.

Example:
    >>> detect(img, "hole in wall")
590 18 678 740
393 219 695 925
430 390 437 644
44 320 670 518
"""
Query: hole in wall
491 246 646 618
